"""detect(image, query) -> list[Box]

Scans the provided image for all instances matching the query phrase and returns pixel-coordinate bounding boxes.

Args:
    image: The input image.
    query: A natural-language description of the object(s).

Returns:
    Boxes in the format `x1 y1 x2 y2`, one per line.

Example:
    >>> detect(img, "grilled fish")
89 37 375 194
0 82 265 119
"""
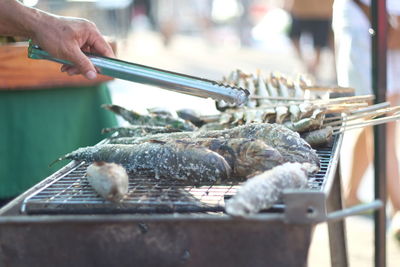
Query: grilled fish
102 104 196 131
102 125 183 138
86 162 129 202
177 138 284 178
109 123 320 167
59 141 232 184
301 126 333 148
225 162 318 216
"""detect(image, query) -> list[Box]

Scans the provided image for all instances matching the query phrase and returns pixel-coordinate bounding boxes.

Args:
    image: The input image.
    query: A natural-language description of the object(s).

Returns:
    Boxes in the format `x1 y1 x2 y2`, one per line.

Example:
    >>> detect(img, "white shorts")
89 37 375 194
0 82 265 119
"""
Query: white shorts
333 0 400 97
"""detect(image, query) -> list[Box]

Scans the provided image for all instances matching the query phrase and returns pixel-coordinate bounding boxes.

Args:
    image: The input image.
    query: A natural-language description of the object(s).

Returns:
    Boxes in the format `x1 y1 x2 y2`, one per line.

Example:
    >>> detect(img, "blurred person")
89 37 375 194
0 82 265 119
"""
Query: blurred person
285 0 334 78
133 0 156 30
95 0 134 39
332 0 400 242
153 0 213 47
237 0 254 47
0 0 117 207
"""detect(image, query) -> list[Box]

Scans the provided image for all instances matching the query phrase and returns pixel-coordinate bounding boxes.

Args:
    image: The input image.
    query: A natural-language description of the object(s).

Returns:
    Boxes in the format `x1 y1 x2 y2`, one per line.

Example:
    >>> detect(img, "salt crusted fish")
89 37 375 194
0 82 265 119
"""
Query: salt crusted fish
109 123 320 168
102 125 183 138
301 126 333 148
86 162 129 202
102 104 196 131
225 162 318 216
177 138 284 178
59 141 231 184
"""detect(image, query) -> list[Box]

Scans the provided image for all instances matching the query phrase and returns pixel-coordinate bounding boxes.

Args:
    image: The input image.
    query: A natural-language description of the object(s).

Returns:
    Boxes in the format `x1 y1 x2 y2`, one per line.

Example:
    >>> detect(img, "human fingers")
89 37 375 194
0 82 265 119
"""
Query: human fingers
61 62 100 76
61 65 80 76
66 46 98 79
90 35 115 58
61 64 69 73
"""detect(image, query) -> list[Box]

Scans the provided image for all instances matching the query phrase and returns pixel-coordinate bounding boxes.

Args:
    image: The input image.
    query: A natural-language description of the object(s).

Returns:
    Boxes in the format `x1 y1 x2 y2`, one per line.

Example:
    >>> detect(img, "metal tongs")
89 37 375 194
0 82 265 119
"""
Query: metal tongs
28 43 249 105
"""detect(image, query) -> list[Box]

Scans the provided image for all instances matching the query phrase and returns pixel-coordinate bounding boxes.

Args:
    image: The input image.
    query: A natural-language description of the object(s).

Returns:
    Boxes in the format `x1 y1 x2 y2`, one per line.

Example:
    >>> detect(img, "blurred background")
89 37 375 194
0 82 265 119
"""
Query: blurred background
15 0 400 265
25 0 336 115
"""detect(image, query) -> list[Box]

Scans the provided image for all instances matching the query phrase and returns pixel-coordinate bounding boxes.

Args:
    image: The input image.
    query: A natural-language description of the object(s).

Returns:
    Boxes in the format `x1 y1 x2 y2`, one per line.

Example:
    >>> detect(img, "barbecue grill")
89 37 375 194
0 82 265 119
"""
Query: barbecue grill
19 141 334 216
0 131 380 267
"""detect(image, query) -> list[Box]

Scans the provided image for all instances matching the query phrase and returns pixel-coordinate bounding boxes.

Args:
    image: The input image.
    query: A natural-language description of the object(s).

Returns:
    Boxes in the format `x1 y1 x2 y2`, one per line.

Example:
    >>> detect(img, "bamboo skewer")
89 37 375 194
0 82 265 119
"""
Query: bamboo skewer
249 96 307 101
323 102 390 122
200 102 374 123
249 94 374 104
213 103 367 116
322 103 369 113
332 113 400 135
303 86 355 93
323 105 400 127
312 94 374 105
349 101 390 114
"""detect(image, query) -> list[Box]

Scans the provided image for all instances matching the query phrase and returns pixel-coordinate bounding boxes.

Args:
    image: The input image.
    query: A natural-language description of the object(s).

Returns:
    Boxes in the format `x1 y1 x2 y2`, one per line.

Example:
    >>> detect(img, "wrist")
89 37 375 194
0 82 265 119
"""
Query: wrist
1 0 42 38
23 7 53 39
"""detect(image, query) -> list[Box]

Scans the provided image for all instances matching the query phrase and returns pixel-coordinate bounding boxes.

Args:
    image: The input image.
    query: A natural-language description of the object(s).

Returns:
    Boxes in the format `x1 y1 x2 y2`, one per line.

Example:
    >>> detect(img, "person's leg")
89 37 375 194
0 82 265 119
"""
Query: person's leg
386 94 400 242
345 127 373 206
307 47 321 76
386 94 400 212
289 16 304 64
155 0 177 47
309 19 331 77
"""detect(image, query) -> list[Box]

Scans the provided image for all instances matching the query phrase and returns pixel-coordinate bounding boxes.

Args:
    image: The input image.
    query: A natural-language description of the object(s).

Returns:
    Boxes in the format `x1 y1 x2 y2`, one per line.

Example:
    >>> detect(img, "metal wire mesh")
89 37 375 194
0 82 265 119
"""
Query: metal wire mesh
21 136 338 215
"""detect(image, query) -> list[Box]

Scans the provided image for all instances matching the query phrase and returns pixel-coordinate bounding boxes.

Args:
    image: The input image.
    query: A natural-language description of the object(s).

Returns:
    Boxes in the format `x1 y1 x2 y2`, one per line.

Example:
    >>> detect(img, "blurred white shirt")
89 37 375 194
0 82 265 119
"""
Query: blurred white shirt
95 0 132 9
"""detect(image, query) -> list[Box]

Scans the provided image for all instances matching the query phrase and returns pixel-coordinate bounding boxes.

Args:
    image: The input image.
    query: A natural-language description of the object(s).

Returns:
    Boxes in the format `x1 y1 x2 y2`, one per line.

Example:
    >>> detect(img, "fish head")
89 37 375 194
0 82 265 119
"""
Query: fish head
233 140 284 177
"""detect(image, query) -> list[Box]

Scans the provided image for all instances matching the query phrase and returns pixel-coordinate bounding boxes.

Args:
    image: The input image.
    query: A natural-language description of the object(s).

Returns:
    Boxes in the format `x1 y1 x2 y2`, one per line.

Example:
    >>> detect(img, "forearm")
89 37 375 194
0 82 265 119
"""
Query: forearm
0 0 51 38
0 0 114 79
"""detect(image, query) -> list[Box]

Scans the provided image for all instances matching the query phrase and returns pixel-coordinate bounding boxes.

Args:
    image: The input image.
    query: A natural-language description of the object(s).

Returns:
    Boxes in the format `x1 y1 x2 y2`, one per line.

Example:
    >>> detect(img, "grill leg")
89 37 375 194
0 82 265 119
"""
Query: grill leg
327 160 349 267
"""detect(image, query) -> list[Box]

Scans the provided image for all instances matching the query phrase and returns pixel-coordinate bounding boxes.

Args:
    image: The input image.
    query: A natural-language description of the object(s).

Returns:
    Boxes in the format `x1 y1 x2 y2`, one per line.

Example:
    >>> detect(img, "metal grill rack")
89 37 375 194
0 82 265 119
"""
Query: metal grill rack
20 136 338 215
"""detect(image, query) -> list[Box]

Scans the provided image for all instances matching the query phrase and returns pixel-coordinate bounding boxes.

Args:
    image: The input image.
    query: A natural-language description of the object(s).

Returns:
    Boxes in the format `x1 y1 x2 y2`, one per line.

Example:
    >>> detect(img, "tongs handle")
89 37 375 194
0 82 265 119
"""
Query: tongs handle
28 43 249 105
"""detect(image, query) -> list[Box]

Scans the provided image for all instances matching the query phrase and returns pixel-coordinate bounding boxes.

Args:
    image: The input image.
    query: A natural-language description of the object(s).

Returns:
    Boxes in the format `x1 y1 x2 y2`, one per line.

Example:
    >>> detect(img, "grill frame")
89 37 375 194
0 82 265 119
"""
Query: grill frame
19 133 341 216
0 130 345 267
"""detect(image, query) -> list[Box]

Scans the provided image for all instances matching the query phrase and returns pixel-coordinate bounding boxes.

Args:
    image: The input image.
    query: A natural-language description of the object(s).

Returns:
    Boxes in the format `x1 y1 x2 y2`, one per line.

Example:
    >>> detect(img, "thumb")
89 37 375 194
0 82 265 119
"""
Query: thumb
69 47 97 80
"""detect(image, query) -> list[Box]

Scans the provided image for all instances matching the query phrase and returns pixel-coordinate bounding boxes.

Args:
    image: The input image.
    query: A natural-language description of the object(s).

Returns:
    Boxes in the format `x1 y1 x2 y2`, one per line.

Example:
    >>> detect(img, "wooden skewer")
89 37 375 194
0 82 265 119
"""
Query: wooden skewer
350 101 390 114
323 103 369 113
323 102 391 122
201 97 379 124
303 86 355 93
324 102 369 108
313 94 374 105
202 102 369 123
332 113 400 134
324 105 400 127
248 94 374 104
249 96 307 101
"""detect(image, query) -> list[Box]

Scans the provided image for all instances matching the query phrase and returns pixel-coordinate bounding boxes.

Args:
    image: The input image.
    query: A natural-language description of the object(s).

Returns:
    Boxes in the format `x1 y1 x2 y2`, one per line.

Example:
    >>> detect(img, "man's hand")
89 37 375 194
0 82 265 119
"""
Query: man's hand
0 1 115 80
31 15 115 80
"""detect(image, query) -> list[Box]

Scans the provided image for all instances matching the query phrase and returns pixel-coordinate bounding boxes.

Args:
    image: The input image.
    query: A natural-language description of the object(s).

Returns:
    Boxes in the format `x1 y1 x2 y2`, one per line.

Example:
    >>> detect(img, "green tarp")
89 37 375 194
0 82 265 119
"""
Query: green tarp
0 83 117 198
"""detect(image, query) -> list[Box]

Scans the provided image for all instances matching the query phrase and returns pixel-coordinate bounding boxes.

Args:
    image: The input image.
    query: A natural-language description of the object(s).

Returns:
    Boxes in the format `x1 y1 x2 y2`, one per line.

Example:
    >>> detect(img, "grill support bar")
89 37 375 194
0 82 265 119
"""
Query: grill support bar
327 165 348 267
371 1 388 267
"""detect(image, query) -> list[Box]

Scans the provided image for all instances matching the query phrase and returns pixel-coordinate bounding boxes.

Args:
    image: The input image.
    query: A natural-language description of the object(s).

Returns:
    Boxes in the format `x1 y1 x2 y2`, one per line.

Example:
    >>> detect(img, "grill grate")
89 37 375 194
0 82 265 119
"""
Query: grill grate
21 136 338 215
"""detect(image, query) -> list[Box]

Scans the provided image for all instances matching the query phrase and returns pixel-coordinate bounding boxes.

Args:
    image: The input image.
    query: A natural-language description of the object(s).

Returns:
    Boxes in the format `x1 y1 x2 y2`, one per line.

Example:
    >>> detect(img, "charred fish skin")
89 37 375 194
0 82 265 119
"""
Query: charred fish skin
176 109 205 127
225 162 318 216
109 123 320 168
102 104 197 131
86 162 129 202
177 138 284 179
219 123 320 167
108 131 194 145
102 125 183 138
62 142 232 184
198 122 230 131
301 126 333 148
